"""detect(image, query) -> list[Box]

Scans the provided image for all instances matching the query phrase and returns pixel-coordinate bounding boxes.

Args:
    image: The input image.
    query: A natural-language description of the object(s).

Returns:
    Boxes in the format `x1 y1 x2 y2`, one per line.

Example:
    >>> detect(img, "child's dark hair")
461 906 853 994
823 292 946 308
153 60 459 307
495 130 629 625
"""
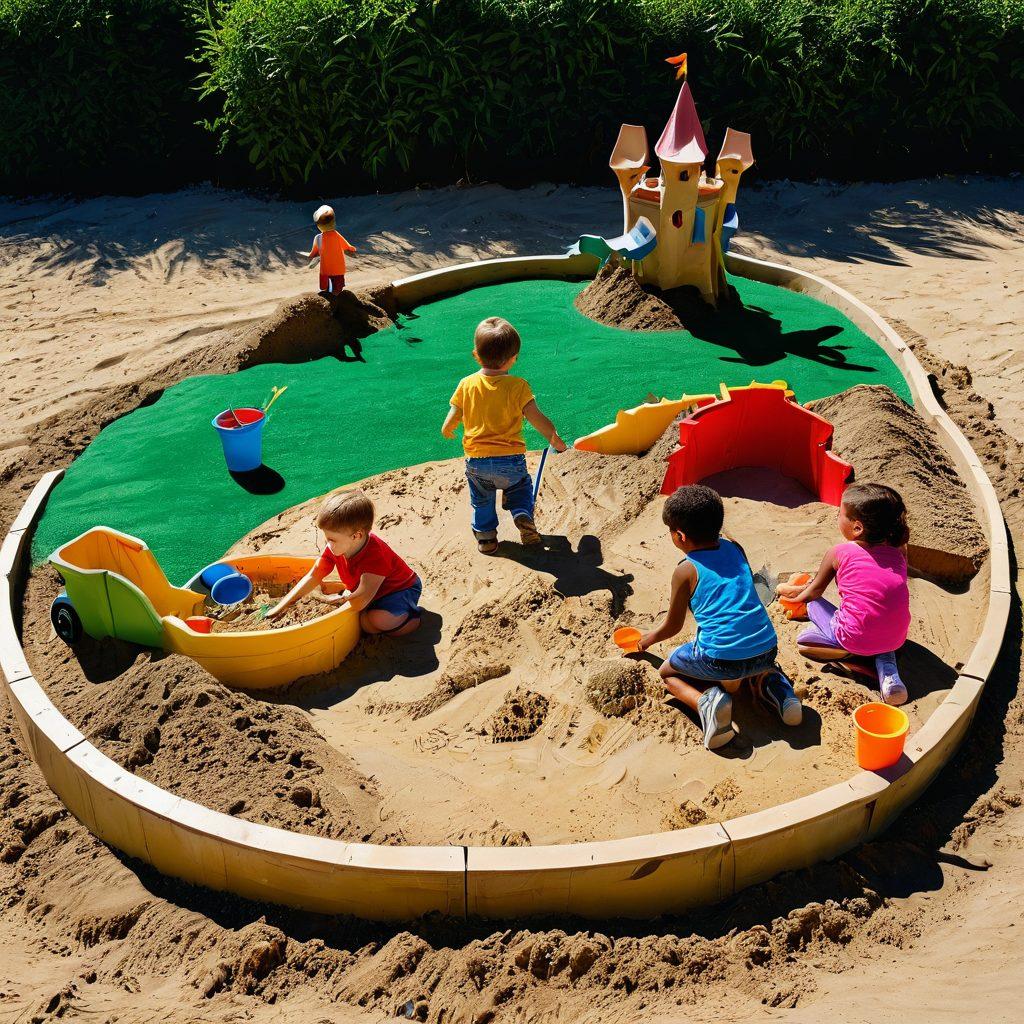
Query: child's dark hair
474 317 521 369
662 485 724 544
318 489 374 533
842 483 910 546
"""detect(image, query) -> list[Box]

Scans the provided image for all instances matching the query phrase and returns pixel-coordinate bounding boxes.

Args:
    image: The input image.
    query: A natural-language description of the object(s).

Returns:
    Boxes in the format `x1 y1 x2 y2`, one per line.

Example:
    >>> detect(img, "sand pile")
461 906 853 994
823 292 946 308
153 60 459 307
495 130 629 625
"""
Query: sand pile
808 384 989 587
486 687 550 742
574 261 685 331
208 589 332 633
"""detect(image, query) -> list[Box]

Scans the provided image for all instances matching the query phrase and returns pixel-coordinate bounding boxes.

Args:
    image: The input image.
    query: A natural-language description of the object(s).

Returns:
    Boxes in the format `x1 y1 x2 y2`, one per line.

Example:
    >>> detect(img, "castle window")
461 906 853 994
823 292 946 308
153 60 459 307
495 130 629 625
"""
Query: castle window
679 170 689 182
672 210 683 229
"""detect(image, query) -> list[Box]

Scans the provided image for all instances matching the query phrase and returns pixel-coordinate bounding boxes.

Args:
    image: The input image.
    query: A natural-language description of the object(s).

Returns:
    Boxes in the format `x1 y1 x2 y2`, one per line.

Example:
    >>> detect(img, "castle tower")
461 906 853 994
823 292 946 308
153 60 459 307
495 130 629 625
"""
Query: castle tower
608 74 754 305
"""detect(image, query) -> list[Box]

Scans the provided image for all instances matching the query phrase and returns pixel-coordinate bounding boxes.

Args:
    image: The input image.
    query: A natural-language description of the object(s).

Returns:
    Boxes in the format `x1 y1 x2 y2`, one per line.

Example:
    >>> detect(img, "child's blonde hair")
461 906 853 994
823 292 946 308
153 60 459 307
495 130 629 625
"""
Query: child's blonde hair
318 490 373 533
313 204 336 230
473 317 521 369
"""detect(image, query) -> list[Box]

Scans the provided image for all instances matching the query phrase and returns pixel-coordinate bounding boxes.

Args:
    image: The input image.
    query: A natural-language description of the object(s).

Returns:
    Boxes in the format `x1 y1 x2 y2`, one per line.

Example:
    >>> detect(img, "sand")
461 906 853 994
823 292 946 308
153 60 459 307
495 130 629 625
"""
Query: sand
19 387 985 850
1 179 1024 1022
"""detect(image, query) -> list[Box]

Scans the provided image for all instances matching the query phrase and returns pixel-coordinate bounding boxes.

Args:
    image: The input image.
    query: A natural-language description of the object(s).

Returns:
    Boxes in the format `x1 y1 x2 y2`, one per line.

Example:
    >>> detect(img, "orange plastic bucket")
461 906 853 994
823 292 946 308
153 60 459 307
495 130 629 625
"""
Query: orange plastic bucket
613 627 641 654
854 702 909 770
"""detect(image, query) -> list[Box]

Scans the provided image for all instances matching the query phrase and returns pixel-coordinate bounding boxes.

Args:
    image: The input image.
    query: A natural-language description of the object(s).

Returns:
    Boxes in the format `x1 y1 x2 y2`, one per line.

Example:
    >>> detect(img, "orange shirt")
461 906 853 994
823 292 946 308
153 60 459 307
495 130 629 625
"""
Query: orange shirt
310 229 355 275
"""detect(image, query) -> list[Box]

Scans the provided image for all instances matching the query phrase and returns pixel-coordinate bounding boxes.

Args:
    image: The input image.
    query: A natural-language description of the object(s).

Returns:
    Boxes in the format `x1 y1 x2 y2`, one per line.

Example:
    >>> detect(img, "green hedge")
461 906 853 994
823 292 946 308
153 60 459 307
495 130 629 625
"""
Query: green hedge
2 0 1022 194
0 0 206 191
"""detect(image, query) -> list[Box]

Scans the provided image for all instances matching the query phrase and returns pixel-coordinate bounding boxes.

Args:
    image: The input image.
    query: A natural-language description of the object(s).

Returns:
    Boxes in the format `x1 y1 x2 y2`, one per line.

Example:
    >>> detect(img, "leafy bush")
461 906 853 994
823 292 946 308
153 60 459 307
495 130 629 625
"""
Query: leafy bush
196 0 1024 188
1 0 1022 193
0 0 204 191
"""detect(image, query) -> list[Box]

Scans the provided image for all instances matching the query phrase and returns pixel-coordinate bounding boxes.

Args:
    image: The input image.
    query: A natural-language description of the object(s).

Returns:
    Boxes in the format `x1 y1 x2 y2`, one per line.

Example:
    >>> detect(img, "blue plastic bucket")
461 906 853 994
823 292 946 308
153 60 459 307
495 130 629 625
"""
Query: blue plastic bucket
199 562 235 591
213 407 265 472
210 571 253 607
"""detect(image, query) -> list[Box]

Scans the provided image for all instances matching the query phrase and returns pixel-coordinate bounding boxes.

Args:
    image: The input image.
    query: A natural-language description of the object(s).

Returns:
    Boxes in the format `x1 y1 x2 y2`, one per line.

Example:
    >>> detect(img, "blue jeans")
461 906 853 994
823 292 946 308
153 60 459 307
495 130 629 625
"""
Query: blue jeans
668 638 778 682
465 454 533 540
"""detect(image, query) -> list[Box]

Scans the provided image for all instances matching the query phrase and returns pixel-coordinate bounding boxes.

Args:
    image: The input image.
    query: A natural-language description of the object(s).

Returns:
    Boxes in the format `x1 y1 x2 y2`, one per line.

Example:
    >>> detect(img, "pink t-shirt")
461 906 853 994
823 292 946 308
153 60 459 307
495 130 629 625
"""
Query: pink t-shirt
832 542 911 656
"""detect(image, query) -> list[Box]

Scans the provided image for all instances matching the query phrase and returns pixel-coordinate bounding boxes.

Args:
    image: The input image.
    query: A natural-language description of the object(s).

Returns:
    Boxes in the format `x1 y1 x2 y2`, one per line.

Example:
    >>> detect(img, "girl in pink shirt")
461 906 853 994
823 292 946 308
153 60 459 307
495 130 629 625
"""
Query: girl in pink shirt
778 483 911 705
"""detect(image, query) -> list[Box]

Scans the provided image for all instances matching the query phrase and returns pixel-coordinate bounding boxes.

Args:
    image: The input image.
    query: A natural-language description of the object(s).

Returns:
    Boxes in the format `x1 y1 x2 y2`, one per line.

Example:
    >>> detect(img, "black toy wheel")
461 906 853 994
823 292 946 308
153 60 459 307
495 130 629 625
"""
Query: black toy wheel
50 596 82 645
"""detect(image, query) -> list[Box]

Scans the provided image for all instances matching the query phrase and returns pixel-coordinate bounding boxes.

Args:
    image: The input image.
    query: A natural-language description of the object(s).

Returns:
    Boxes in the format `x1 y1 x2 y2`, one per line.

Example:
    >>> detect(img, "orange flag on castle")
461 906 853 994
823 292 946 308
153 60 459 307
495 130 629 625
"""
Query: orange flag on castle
666 52 688 79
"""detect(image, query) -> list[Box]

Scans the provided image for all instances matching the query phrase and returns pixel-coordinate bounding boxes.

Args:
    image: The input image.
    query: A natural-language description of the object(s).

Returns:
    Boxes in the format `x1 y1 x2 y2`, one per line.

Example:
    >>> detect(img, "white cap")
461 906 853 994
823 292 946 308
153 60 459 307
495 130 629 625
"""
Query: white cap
313 204 334 224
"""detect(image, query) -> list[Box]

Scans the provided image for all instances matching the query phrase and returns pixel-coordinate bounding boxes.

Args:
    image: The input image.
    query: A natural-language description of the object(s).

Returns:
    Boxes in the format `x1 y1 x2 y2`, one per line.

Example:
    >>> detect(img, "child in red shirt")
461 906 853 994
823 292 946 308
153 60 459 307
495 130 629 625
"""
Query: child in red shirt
267 490 421 636
302 205 356 294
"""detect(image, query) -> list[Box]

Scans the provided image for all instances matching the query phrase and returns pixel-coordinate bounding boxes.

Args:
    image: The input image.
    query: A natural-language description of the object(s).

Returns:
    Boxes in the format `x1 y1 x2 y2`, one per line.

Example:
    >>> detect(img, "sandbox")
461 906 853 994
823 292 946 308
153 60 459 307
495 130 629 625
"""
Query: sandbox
0 251 1009 921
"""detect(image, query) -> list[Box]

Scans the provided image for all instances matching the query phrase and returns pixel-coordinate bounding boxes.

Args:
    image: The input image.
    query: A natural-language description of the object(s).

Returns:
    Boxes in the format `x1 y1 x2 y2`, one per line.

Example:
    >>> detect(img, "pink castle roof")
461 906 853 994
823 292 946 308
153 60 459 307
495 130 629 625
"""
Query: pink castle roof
655 82 707 165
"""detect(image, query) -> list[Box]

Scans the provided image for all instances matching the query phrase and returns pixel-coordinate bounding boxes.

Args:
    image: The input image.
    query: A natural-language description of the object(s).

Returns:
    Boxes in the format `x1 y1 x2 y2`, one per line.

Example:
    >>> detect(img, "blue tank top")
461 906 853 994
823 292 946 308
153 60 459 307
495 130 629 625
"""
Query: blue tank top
686 540 777 660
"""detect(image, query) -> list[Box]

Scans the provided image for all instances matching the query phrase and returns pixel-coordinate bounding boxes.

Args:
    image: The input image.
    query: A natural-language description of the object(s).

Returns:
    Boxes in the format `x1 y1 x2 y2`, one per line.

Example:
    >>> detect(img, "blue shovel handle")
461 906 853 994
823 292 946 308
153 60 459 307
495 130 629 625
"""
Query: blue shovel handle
532 447 550 503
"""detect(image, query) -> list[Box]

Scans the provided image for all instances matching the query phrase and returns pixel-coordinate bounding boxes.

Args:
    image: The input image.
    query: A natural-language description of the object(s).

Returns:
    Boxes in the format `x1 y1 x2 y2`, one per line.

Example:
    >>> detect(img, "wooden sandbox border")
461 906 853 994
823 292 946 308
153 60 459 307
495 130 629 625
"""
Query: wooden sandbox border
0 252 1009 921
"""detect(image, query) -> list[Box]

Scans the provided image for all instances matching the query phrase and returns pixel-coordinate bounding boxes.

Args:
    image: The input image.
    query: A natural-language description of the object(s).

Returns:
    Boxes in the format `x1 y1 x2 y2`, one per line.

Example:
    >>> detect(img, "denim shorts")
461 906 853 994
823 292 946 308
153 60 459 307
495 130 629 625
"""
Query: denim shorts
668 638 778 681
368 578 422 619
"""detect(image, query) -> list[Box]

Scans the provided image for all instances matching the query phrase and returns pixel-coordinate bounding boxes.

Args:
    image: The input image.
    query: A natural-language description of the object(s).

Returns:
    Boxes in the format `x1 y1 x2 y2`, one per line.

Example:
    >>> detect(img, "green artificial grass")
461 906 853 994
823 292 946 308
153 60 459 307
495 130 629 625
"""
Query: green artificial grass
32 276 911 583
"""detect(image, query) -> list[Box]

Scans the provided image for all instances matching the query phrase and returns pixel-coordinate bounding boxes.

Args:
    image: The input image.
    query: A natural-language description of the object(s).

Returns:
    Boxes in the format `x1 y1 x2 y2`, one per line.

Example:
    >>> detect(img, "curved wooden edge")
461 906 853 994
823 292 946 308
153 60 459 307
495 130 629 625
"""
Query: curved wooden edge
0 254 1009 921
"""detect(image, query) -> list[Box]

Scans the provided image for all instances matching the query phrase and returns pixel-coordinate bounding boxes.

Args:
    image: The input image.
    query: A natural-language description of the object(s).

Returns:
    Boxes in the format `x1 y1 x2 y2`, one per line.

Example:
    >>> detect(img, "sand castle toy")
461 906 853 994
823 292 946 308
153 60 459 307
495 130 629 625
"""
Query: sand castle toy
48 527 360 689
607 63 754 304
659 382 854 504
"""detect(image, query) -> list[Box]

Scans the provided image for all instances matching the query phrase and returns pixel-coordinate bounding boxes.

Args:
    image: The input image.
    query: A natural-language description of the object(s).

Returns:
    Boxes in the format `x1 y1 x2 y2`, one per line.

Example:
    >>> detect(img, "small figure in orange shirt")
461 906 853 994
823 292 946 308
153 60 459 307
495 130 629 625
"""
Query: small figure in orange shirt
302 205 356 294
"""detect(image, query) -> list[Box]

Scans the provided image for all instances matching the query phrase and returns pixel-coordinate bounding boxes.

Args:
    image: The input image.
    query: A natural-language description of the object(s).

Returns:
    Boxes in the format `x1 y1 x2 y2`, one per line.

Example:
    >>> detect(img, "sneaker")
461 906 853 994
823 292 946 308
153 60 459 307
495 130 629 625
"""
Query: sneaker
514 515 542 546
476 537 498 555
697 686 735 750
757 670 803 726
879 674 909 706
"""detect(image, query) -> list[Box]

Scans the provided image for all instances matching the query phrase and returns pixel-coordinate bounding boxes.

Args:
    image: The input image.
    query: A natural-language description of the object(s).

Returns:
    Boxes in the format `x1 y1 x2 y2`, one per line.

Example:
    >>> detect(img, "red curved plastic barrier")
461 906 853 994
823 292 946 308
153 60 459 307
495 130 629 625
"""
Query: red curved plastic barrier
661 385 853 505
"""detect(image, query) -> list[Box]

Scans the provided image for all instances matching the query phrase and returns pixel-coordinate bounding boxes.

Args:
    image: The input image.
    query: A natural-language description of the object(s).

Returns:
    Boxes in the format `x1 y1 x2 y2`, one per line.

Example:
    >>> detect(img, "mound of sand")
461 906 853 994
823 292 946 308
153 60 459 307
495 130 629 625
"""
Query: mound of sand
486 687 550 742
808 384 989 587
574 262 684 331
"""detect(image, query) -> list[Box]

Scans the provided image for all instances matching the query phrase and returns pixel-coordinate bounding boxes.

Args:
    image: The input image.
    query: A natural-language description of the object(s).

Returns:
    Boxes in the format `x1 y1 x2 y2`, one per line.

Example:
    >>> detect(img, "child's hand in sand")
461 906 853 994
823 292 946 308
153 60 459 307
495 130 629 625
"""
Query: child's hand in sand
637 632 659 652
776 582 803 600
313 591 347 606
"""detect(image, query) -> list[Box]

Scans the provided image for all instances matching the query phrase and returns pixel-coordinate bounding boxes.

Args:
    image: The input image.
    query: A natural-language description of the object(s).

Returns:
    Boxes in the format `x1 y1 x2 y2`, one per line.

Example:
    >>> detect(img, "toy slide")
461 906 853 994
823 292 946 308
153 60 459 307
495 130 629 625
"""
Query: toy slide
660 382 854 505
49 528 361 690
574 392 717 456
569 216 658 264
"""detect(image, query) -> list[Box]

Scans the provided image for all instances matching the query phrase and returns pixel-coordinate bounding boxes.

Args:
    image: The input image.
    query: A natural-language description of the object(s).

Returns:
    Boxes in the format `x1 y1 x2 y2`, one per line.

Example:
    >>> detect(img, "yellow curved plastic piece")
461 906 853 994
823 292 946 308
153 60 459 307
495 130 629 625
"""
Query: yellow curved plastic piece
574 393 715 455
163 554 361 690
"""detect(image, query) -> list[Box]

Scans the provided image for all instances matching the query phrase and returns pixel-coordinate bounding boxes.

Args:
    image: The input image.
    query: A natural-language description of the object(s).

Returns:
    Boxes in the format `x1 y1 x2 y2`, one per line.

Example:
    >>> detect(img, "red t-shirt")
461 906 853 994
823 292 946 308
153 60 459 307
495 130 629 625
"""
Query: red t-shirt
313 533 417 598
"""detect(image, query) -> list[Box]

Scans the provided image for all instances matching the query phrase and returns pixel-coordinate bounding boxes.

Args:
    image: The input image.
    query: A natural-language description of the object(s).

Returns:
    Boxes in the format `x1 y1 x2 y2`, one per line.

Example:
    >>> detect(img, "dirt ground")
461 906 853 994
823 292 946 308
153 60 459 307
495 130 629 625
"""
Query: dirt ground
1 179 1023 1022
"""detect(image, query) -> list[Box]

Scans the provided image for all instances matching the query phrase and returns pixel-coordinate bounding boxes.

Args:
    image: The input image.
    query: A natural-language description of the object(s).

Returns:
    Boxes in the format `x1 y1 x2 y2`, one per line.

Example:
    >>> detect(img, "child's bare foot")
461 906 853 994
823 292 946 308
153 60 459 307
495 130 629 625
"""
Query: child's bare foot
514 515 542 545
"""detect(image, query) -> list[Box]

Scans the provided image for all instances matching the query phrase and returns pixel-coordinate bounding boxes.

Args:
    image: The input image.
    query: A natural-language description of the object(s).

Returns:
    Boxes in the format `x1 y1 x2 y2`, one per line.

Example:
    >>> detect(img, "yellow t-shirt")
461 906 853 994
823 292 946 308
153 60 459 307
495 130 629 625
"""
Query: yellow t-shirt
450 372 534 457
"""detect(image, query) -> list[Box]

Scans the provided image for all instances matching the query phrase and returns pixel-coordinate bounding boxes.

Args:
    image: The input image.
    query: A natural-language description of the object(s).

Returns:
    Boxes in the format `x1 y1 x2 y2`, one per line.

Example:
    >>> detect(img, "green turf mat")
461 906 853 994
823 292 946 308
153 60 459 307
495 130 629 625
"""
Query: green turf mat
32 276 911 583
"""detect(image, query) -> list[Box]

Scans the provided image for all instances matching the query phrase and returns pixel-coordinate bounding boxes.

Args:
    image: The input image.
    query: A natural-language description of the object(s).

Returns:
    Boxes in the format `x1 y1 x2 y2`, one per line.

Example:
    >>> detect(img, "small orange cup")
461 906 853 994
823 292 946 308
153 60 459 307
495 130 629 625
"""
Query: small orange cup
854 702 909 770
612 627 642 654
778 571 811 620
185 616 213 634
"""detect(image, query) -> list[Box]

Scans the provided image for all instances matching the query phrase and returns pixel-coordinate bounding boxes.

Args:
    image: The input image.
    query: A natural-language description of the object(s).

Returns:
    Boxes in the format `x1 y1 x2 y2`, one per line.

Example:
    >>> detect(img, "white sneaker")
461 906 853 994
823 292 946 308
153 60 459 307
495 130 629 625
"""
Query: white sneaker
880 674 908 706
697 687 735 749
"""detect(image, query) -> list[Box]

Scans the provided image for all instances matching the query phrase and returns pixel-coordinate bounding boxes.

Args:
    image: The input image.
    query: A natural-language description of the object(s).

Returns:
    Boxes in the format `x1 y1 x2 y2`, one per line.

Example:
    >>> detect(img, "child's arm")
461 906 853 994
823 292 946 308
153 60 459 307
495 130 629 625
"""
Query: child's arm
778 546 838 604
441 404 462 439
523 399 567 452
338 233 357 253
336 573 384 612
298 235 320 261
639 561 696 651
266 567 321 618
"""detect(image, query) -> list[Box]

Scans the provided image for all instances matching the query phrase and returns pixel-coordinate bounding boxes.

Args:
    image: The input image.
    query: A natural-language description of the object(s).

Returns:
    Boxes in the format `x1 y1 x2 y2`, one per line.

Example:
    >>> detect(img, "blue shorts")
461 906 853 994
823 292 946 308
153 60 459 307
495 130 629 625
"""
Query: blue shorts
368 578 422 620
667 638 777 682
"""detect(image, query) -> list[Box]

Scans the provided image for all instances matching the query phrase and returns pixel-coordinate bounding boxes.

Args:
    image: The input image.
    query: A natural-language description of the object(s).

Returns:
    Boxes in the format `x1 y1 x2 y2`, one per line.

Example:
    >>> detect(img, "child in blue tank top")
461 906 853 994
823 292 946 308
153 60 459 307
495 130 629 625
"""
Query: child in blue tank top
639 485 802 750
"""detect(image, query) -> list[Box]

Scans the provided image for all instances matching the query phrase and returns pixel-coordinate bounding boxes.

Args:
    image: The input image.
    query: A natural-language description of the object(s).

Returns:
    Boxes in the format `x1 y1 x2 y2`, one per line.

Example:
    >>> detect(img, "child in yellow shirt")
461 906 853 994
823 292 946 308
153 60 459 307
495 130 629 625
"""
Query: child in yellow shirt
442 317 567 554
